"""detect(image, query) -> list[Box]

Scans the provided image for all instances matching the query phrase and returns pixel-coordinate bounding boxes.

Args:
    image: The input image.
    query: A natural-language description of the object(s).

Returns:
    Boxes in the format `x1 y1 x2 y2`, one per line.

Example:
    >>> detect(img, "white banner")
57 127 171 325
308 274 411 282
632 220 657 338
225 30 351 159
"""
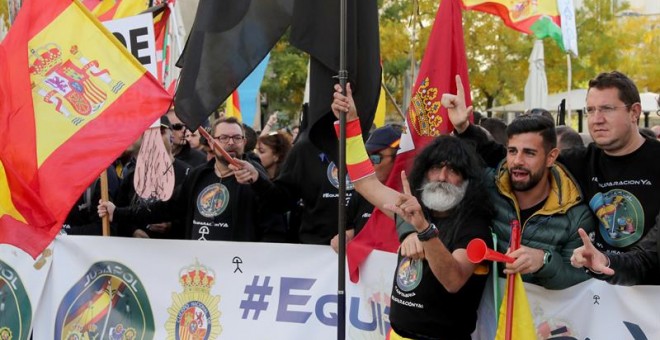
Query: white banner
103 13 157 77
0 235 658 339
32 236 395 340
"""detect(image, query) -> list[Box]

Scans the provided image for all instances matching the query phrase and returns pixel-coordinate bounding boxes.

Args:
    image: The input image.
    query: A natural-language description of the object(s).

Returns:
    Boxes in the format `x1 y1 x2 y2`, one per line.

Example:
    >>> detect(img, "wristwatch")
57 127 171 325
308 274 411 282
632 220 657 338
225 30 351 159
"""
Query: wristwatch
417 223 439 242
542 249 552 267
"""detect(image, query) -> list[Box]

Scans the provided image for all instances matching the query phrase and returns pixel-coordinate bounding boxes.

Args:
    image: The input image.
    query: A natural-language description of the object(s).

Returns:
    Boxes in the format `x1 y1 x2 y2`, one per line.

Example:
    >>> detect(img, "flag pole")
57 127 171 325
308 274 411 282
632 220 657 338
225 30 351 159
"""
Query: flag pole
337 0 348 338
100 170 110 236
505 220 521 340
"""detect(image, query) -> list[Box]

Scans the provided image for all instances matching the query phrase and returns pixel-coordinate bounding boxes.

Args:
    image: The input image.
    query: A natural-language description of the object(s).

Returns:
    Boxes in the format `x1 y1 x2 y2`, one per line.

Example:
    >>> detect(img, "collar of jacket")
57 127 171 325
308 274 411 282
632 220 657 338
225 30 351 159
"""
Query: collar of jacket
495 160 584 216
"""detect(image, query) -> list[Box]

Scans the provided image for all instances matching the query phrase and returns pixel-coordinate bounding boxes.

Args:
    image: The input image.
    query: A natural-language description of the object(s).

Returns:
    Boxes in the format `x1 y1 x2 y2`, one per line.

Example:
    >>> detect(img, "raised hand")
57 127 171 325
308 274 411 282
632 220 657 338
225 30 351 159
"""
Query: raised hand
571 228 614 275
384 171 428 232
331 83 358 121
440 75 473 134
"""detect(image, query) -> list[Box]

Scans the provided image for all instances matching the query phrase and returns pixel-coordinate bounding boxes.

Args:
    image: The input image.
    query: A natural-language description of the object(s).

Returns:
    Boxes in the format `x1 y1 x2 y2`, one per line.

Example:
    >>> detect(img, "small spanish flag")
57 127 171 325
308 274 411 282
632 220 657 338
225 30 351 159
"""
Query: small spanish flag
225 90 242 122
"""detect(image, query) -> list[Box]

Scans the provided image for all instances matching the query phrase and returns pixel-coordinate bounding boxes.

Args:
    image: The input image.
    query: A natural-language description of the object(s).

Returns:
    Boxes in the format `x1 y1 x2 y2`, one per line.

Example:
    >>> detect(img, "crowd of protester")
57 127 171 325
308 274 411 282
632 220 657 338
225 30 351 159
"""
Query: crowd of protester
62 70 660 337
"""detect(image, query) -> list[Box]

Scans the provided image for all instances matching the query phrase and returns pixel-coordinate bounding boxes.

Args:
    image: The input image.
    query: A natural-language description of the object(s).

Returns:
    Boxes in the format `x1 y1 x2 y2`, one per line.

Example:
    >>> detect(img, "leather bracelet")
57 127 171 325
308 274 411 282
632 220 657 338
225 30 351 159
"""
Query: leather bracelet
587 254 611 275
417 223 439 242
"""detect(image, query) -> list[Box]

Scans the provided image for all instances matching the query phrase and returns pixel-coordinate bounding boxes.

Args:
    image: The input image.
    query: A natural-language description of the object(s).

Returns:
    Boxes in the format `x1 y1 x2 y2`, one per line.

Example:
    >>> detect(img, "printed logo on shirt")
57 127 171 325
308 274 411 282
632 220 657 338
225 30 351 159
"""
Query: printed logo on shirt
197 183 230 218
166 260 222 339
327 162 355 190
589 190 644 248
395 257 423 292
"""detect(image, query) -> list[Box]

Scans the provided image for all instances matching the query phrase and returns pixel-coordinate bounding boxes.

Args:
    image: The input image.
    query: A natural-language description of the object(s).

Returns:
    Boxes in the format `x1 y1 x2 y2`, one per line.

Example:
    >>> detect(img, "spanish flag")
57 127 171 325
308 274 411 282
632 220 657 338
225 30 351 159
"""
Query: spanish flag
495 274 537 340
225 90 242 122
81 0 149 21
461 0 565 50
0 0 172 257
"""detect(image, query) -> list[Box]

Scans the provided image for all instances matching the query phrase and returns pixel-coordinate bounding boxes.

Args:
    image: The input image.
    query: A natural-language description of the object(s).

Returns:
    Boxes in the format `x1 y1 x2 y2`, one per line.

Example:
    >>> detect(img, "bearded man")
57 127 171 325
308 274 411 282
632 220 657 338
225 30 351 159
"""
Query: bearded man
99 117 278 242
332 84 494 339
440 76 597 289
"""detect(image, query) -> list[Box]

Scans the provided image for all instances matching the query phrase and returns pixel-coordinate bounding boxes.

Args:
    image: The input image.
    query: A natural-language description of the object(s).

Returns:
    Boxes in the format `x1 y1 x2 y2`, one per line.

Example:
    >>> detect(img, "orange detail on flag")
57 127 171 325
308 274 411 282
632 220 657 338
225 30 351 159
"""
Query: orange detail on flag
0 0 172 257
347 0 471 282
460 0 560 35
225 90 242 122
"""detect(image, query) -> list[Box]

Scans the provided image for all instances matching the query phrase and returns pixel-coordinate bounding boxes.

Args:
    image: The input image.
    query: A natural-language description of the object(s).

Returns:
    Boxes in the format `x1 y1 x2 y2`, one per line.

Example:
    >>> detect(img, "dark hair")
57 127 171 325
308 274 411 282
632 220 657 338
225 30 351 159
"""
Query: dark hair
525 108 554 122
212 117 244 135
479 117 508 145
588 71 640 107
555 125 584 151
407 136 493 234
243 124 258 152
257 132 293 178
506 114 557 152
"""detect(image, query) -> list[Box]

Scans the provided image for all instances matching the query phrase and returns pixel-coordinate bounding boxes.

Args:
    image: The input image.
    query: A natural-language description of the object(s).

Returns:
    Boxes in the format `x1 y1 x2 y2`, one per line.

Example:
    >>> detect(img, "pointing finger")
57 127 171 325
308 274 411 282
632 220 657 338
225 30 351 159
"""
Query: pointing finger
401 170 412 196
455 75 464 101
577 228 593 249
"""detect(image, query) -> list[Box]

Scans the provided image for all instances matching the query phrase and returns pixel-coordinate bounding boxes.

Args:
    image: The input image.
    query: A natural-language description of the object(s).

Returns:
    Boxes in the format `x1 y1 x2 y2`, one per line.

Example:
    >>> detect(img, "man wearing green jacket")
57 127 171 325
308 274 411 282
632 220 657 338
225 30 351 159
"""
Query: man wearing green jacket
438 76 597 289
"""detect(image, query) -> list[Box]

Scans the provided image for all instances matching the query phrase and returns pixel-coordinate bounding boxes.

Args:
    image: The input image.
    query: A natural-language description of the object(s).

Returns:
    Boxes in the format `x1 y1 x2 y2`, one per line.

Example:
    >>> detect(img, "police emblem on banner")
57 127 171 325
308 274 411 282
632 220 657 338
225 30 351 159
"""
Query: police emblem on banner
165 261 222 340
0 260 32 340
54 261 154 340
29 43 125 126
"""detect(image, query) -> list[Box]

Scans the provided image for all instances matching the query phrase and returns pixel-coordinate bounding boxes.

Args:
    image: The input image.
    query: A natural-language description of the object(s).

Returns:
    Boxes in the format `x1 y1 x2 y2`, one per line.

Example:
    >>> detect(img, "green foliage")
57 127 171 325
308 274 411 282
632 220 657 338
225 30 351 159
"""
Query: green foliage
260 0 659 122
260 33 308 125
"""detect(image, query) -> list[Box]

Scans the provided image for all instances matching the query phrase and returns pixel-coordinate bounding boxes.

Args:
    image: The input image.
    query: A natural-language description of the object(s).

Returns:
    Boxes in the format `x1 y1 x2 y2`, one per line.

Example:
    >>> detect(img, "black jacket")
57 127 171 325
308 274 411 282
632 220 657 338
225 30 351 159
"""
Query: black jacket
595 213 660 286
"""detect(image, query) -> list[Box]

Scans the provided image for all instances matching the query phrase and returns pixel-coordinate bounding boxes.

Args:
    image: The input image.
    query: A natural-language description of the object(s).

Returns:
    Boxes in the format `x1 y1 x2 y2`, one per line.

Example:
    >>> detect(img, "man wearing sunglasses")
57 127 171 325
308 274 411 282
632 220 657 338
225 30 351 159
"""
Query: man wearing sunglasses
166 110 207 167
331 125 402 252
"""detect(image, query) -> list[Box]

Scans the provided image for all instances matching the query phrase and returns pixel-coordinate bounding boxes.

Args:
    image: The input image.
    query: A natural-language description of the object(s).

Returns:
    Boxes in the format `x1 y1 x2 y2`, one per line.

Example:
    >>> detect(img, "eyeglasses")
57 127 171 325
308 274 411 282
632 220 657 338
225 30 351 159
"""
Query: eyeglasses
214 135 245 144
369 153 395 165
584 105 630 116
171 123 186 131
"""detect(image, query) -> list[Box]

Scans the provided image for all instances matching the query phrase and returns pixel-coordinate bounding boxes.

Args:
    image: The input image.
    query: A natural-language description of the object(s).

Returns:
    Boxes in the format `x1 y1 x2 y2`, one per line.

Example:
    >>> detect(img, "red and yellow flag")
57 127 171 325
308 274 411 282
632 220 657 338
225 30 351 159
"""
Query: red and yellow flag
495 274 537 339
0 0 172 257
347 0 470 282
225 90 242 122
461 0 564 49
81 0 149 21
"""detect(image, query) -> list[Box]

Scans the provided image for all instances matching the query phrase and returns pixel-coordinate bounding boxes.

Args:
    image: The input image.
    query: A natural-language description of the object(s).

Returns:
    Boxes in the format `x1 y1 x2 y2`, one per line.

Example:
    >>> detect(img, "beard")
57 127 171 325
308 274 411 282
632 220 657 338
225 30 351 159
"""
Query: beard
215 147 242 166
420 180 469 213
509 166 544 192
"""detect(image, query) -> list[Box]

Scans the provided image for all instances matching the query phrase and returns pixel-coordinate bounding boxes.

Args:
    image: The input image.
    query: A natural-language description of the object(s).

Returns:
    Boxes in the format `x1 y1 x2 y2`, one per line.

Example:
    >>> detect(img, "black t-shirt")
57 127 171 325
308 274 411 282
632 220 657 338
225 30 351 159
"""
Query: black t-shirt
561 139 660 257
269 140 353 244
519 198 547 227
389 214 492 339
190 173 239 241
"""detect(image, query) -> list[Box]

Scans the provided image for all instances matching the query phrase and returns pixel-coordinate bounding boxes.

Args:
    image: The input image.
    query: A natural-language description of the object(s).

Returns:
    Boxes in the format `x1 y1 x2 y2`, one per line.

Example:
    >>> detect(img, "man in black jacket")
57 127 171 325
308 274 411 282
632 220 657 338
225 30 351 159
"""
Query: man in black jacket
570 216 659 286
98 117 276 242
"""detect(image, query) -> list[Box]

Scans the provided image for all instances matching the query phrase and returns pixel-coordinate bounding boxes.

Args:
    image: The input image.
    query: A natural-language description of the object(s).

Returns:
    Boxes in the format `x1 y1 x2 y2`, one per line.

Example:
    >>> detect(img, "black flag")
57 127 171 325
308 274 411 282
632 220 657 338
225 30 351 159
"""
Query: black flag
290 0 381 162
174 0 294 129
